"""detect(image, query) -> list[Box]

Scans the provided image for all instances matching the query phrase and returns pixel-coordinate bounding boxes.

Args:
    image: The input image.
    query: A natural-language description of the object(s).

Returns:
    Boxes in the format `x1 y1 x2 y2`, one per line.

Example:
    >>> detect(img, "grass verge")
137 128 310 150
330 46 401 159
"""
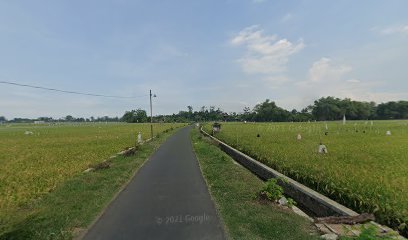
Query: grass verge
191 128 320 240
0 128 178 240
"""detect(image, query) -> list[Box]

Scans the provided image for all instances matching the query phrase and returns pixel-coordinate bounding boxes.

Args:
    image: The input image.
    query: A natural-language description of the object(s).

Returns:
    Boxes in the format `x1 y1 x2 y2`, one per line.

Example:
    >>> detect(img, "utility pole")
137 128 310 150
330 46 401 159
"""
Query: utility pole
150 89 153 139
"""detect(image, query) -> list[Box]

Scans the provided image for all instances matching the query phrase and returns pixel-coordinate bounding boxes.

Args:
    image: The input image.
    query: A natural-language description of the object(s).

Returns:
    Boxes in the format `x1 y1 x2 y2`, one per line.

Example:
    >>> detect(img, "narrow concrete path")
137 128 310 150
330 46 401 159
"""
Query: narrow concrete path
83 127 225 240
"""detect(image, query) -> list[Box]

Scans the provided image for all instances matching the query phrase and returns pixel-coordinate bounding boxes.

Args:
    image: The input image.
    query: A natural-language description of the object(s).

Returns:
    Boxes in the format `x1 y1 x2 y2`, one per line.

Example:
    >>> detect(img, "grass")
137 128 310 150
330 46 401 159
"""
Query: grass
191 128 319 240
0 123 184 239
203 121 408 236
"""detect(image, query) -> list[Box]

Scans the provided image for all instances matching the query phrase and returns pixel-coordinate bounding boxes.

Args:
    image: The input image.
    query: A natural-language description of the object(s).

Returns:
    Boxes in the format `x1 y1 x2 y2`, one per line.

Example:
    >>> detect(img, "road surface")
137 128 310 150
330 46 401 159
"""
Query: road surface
83 127 225 240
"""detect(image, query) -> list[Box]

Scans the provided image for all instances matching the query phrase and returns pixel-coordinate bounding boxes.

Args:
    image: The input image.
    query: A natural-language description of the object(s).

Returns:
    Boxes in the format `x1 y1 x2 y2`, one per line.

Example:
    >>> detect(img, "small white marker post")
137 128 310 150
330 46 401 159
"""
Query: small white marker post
297 133 302 140
343 114 346 125
137 132 143 144
318 144 328 154
386 130 392 136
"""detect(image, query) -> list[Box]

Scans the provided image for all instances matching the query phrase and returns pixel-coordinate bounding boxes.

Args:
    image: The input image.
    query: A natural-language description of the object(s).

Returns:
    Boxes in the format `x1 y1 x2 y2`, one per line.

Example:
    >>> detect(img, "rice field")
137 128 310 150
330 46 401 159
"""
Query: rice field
204 120 408 234
0 122 184 227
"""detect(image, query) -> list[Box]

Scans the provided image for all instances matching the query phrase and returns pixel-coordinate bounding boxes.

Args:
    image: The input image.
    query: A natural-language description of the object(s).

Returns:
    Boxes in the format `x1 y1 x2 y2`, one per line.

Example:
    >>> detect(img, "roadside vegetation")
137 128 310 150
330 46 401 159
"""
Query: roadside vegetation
0 123 183 239
203 121 408 236
191 128 319 240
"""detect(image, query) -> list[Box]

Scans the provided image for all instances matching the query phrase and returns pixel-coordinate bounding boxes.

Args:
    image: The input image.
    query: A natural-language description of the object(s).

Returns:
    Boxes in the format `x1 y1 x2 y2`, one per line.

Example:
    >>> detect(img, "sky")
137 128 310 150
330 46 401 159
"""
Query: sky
0 0 407 119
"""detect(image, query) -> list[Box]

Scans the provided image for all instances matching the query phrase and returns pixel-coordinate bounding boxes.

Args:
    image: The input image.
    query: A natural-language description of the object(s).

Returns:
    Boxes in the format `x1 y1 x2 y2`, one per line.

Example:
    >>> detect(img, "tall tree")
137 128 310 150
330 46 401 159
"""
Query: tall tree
65 115 75 122
121 109 148 123
312 97 343 121
253 99 291 122
377 101 408 119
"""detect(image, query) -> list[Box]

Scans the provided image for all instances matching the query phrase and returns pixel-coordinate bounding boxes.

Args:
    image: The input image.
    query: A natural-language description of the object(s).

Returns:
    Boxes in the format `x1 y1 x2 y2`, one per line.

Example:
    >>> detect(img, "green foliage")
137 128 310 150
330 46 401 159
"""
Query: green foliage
253 99 292 122
259 178 297 207
340 225 396 240
312 97 376 121
377 101 408 119
121 109 148 123
311 97 408 121
261 178 284 201
152 98 408 123
65 115 74 121
287 198 296 208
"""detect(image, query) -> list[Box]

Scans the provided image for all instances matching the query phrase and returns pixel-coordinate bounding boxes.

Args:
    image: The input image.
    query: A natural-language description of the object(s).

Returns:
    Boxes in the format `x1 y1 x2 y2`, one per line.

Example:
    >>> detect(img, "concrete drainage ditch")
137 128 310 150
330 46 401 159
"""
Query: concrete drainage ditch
199 127 405 240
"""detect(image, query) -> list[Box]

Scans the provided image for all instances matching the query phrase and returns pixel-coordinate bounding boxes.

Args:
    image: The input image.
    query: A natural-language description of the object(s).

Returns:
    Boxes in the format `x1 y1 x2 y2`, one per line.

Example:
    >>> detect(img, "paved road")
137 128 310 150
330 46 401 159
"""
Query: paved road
83 127 225 240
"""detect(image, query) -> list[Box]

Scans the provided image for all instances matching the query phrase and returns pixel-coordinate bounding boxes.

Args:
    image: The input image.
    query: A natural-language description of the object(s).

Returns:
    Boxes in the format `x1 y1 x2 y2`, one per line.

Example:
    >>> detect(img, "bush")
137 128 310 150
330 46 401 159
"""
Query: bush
259 178 296 208
260 178 284 201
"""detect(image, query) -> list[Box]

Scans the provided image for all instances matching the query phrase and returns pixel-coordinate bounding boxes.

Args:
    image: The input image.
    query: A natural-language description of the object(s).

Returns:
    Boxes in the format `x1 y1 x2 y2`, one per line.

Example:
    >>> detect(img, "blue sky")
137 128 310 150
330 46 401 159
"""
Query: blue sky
1 0 407 118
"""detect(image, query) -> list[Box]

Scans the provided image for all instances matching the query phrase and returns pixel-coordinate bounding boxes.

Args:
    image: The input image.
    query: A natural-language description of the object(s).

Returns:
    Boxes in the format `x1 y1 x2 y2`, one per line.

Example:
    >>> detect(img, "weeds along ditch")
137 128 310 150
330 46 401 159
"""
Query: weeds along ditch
203 121 408 236
0 122 185 233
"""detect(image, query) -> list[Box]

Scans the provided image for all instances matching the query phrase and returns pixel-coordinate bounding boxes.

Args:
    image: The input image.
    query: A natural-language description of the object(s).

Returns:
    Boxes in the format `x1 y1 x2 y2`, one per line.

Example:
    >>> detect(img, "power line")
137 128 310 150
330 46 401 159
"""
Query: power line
0 81 148 99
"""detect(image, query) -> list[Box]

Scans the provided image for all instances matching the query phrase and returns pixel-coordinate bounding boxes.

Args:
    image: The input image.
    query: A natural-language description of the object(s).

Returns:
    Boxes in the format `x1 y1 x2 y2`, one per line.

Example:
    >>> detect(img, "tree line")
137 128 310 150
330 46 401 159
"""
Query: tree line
309 97 408 121
122 97 408 123
1 97 407 123
0 115 120 123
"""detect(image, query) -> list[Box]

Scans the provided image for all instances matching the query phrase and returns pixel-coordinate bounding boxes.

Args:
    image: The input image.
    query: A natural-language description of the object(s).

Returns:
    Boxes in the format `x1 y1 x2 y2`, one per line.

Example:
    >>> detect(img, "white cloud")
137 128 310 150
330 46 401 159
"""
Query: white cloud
231 25 274 46
373 24 408 35
231 25 304 74
309 57 352 82
298 57 355 97
281 13 293 23
292 57 408 108
346 79 361 83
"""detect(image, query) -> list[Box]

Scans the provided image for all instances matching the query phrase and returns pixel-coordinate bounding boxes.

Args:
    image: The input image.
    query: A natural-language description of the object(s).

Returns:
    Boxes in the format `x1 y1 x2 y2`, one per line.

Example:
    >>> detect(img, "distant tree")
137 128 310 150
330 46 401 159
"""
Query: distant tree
65 115 75 122
122 111 133 123
121 98 408 124
376 101 408 119
187 106 193 120
121 109 148 123
310 97 379 121
10 118 32 123
242 107 255 121
311 97 343 121
0 116 6 122
37 117 53 122
187 106 193 113
253 99 291 122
